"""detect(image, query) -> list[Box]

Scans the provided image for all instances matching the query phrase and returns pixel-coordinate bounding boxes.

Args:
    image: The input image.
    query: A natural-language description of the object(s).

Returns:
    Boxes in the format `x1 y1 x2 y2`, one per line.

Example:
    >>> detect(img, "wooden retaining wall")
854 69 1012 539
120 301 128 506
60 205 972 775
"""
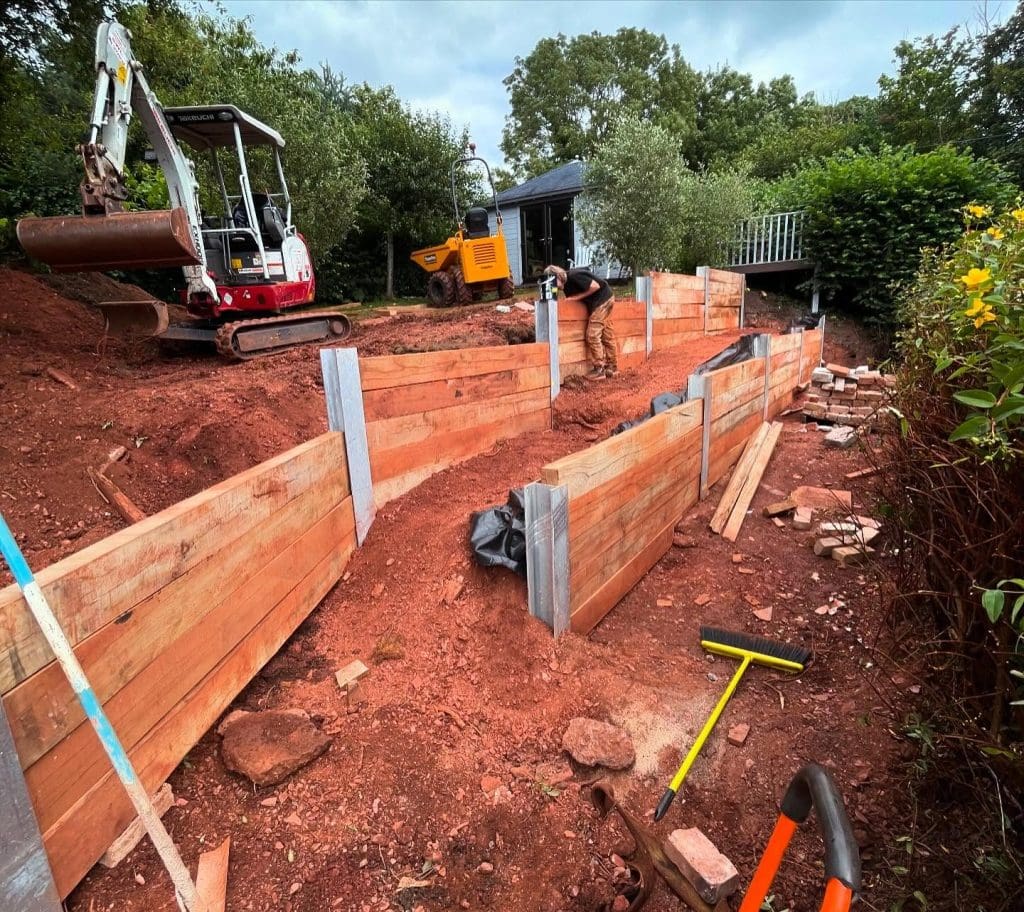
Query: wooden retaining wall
650 272 705 350
539 400 704 634
556 298 647 377
0 432 359 897
360 343 553 507
527 324 823 635
705 268 745 333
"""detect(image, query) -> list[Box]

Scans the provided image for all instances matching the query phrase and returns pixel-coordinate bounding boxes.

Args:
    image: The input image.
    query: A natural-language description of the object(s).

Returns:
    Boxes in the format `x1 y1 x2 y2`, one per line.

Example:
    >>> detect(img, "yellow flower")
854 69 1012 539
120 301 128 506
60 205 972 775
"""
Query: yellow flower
974 310 997 329
966 204 991 218
960 267 993 289
964 298 987 317
987 226 1005 240
1012 208 1024 223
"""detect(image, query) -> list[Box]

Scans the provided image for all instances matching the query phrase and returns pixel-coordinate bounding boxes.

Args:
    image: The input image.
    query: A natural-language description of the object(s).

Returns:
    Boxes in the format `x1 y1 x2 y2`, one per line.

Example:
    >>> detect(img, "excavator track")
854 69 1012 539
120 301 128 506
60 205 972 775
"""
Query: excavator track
214 311 353 360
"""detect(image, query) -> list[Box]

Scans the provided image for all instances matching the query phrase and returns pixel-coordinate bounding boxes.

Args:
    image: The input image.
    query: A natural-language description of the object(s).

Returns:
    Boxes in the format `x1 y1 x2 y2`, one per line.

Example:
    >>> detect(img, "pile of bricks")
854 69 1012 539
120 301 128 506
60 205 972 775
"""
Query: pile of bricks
802 363 895 426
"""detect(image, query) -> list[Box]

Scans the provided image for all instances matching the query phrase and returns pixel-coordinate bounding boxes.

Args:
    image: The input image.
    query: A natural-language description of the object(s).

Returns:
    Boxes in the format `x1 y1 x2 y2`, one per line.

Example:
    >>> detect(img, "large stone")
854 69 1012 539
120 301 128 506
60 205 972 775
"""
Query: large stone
561 717 635 770
664 828 740 904
823 426 857 449
220 709 332 787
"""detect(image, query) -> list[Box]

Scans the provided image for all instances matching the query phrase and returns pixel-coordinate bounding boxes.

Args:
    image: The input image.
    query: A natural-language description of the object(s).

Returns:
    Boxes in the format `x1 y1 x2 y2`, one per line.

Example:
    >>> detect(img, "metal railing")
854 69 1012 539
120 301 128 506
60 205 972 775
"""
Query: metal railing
728 210 807 267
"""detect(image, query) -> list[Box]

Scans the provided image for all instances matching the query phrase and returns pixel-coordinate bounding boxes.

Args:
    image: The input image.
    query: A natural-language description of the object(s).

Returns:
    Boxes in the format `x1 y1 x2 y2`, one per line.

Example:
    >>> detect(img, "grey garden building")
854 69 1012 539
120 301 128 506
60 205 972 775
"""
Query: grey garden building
485 161 622 286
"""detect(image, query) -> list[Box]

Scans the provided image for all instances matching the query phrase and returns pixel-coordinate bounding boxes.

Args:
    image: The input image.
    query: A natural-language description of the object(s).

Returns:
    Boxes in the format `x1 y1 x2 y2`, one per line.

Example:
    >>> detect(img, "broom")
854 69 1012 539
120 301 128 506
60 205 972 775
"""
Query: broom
653 626 812 821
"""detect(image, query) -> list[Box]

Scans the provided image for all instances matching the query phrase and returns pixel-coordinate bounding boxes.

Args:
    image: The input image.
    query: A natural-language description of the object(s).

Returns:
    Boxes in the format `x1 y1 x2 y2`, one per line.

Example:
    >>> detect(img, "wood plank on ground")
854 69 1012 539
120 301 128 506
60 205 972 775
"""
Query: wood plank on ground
721 422 783 542
0 433 347 696
709 422 770 533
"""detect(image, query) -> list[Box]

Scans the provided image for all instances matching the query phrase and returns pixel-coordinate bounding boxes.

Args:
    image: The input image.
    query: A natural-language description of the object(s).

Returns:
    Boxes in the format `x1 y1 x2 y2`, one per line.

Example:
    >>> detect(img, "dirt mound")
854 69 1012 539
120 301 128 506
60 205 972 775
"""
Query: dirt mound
0 267 105 357
37 271 158 307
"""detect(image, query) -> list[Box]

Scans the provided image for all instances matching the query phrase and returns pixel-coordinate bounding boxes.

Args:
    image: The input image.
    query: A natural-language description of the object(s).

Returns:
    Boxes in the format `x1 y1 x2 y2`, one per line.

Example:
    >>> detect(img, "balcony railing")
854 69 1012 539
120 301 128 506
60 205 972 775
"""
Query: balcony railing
728 210 807 268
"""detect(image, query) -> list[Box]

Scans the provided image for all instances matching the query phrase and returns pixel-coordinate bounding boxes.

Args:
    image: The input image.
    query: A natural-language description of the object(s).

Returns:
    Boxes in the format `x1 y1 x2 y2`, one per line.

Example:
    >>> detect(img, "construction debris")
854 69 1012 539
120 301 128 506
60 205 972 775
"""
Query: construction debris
762 498 796 517
88 465 146 524
823 425 857 449
46 366 78 390
802 363 895 426
334 659 369 690
832 544 876 567
194 838 231 912
792 506 814 530
790 485 853 512
99 783 175 867
813 515 882 564
727 723 750 747
663 828 740 904
561 718 635 770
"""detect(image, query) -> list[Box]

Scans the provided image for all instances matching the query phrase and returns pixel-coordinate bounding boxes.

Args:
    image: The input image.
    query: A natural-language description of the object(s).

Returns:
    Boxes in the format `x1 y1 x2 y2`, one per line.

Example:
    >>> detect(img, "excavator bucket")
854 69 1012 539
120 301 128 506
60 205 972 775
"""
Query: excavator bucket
94 300 170 338
16 208 200 272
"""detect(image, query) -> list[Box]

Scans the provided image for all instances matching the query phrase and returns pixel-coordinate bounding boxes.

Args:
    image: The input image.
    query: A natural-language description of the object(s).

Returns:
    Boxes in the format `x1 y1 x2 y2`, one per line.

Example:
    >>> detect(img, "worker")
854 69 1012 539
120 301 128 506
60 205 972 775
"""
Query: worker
544 265 617 380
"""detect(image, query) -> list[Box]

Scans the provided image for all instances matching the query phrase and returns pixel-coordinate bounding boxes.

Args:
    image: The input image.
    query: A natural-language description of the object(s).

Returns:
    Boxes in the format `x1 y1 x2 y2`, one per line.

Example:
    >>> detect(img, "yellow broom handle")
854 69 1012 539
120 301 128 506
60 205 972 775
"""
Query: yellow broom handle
669 654 752 792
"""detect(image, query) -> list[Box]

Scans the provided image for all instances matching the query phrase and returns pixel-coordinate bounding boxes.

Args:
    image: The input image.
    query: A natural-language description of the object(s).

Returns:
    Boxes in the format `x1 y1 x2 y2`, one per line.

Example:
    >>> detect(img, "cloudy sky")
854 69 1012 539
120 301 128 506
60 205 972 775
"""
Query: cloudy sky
224 0 1005 166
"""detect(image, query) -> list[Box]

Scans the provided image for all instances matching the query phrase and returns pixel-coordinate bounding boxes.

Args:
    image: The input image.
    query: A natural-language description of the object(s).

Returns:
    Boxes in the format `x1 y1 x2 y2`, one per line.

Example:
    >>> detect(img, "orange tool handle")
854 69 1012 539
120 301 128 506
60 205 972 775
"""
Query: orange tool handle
739 764 860 912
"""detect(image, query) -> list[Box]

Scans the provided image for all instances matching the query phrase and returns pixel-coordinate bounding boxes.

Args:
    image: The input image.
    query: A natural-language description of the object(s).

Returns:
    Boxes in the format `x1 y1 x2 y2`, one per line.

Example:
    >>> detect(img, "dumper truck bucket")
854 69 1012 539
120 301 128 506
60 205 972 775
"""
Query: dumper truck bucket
95 300 170 338
16 208 200 272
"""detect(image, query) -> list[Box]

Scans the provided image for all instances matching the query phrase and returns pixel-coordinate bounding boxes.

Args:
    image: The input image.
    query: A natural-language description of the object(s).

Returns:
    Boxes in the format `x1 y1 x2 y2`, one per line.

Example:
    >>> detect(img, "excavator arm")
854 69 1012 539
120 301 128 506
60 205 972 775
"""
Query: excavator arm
17 19 218 305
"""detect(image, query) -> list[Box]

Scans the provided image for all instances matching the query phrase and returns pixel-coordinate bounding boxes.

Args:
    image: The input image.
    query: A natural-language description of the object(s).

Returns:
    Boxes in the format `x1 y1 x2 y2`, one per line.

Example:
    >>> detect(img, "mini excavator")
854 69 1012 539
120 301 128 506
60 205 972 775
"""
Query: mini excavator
17 19 352 359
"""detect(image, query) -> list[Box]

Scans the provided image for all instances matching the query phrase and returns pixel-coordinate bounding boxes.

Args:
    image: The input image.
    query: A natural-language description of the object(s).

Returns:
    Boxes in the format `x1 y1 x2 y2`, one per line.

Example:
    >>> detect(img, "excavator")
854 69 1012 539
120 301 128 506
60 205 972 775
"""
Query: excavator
16 19 352 360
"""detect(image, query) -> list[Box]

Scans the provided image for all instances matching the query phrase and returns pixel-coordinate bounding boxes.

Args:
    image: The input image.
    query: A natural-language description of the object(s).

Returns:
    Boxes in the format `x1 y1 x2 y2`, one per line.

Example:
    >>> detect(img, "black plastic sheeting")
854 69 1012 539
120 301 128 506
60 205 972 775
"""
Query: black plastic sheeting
469 488 526 576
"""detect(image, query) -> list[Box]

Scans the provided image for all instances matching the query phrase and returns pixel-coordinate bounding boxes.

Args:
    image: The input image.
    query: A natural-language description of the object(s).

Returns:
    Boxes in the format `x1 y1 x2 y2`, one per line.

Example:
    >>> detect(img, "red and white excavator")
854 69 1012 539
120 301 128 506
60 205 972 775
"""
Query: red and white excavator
17 18 352 359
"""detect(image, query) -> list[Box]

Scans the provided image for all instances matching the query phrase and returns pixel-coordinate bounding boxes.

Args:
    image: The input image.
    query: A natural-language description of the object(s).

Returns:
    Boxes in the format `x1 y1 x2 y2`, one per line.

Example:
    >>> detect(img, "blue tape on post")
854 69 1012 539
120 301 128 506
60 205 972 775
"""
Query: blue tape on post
79 687 138 783
0 513 34 588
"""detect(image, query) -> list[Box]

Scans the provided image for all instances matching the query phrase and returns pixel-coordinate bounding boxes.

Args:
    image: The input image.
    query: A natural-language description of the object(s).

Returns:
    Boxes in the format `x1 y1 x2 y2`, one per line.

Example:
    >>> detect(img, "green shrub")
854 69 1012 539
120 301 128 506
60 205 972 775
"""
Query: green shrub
780 146 1016 328
886 203 1024 736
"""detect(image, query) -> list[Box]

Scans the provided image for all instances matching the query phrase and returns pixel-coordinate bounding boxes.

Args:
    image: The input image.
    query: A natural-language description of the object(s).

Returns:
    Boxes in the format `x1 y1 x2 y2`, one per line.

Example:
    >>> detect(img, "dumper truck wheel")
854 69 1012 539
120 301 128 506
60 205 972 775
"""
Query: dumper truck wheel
497 277 515 300
426 271 455 307
451 267 473 306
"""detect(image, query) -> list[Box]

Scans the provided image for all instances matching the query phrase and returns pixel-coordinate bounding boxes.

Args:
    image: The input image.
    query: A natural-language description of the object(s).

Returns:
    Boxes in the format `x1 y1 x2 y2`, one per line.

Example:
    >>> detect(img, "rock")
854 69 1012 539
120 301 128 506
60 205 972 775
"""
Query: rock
561 717 635 770
656 597 674 607
832 545 876 567
476 862 494 875
536 758 574 785
219 709 332 787
672 533 698 549
371 582 385 598
753 607 773 622
726 723 750 747
510 764 533 780
480 775 503 795
611 895 631 912
823 425 857 449
693 593 712 606
664 828 740 904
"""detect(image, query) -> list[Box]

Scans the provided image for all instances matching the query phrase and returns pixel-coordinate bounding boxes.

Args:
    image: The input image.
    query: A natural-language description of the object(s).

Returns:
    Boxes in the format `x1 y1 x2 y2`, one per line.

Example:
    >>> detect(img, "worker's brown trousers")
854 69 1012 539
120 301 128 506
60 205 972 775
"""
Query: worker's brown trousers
586 300 617 370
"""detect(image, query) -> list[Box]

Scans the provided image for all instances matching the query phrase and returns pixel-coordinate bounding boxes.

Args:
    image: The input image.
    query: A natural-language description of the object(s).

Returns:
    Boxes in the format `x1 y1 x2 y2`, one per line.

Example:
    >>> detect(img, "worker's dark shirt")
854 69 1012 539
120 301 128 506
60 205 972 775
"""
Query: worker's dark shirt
564 268 613 312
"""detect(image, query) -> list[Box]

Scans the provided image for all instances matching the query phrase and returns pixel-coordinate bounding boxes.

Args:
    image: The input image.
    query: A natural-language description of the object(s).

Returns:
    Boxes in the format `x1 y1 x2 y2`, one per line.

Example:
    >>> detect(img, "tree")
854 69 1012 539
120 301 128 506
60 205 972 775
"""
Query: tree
576 114 687 274
975 4 1024 182
500 28 698 179
343 83 475 298
876 29 976 150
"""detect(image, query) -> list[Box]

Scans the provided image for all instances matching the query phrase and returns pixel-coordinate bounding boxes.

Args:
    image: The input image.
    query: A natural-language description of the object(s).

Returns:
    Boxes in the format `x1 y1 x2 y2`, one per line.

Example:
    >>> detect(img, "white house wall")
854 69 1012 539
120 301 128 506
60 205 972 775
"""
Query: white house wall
489 206 523 285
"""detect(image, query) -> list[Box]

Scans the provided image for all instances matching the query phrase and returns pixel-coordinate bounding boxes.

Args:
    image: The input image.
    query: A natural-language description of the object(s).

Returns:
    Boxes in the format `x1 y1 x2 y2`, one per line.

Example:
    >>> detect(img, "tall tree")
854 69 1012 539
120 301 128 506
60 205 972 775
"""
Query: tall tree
975 4 1024 182
500 28 698 179
576 114 687 274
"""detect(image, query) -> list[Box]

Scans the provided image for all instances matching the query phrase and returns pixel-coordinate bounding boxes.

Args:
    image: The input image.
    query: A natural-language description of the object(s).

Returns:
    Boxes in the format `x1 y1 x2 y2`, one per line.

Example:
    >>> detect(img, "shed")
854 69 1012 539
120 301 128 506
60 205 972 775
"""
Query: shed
486 161 621 286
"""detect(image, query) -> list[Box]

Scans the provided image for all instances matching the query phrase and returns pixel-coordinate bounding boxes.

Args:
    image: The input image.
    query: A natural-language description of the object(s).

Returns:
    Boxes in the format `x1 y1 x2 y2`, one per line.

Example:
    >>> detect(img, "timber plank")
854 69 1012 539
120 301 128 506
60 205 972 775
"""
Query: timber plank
41 504 354 898
359 343 549 391
370 403 550 505
721 422 783 542
541 401 702 493
0 433 346 695
26 497 355 835
5 466 351 770
570 518 677 634
362 364 549 421
366 387 550 453
652 331 704 351
709 422 770 533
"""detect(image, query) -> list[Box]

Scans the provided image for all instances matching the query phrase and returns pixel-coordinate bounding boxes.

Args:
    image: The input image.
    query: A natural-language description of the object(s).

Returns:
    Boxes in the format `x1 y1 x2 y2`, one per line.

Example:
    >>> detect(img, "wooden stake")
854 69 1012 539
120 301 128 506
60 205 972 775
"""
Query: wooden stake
709 422 770 534
88 467 146 524
721 422 783 542
195 837 231 912
45 367 78 390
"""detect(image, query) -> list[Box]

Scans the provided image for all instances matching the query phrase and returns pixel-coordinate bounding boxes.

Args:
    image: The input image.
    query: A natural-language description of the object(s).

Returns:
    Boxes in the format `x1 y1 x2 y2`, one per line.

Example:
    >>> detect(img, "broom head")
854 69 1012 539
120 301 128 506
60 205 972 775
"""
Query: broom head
700 625 811 673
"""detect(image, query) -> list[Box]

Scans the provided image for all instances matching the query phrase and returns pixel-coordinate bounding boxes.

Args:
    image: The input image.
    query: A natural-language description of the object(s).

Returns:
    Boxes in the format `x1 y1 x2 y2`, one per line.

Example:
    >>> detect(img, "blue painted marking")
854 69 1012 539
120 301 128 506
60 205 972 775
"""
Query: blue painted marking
79 687 137 784
0 513 35 588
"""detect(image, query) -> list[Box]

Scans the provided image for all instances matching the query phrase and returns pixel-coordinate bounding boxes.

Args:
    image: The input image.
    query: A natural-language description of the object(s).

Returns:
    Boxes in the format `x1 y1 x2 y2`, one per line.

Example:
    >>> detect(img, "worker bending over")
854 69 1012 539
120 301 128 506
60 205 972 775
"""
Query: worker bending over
544 265 617 380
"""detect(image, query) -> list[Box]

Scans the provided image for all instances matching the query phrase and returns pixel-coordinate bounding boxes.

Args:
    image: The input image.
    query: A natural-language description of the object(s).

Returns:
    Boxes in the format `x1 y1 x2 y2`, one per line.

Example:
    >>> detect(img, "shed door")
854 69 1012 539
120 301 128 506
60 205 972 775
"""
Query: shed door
520 198 574 281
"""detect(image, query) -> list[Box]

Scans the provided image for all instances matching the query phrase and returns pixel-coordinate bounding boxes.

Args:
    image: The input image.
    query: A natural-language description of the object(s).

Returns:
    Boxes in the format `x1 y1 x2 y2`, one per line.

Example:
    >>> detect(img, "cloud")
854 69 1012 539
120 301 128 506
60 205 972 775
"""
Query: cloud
223 0 1000 166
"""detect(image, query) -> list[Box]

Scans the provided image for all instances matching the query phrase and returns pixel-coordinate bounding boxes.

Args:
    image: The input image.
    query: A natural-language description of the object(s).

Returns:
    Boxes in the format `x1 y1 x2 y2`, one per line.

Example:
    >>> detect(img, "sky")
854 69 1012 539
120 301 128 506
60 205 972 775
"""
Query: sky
223 0 1008 168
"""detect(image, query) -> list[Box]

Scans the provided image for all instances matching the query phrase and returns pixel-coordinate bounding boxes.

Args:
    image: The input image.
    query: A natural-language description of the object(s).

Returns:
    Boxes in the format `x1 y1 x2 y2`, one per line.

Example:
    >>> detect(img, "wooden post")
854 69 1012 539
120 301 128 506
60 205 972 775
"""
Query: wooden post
320 348 375 545
0 697 61 911
534 297 561 401
696 265 710 335
686 371 713 500
524 482 569 637
636 274 653 357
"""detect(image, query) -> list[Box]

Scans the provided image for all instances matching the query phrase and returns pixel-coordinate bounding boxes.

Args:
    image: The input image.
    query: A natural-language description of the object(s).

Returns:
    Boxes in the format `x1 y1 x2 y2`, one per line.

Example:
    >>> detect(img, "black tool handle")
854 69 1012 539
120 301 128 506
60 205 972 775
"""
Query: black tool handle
653 787 676 822
780 764 861 891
